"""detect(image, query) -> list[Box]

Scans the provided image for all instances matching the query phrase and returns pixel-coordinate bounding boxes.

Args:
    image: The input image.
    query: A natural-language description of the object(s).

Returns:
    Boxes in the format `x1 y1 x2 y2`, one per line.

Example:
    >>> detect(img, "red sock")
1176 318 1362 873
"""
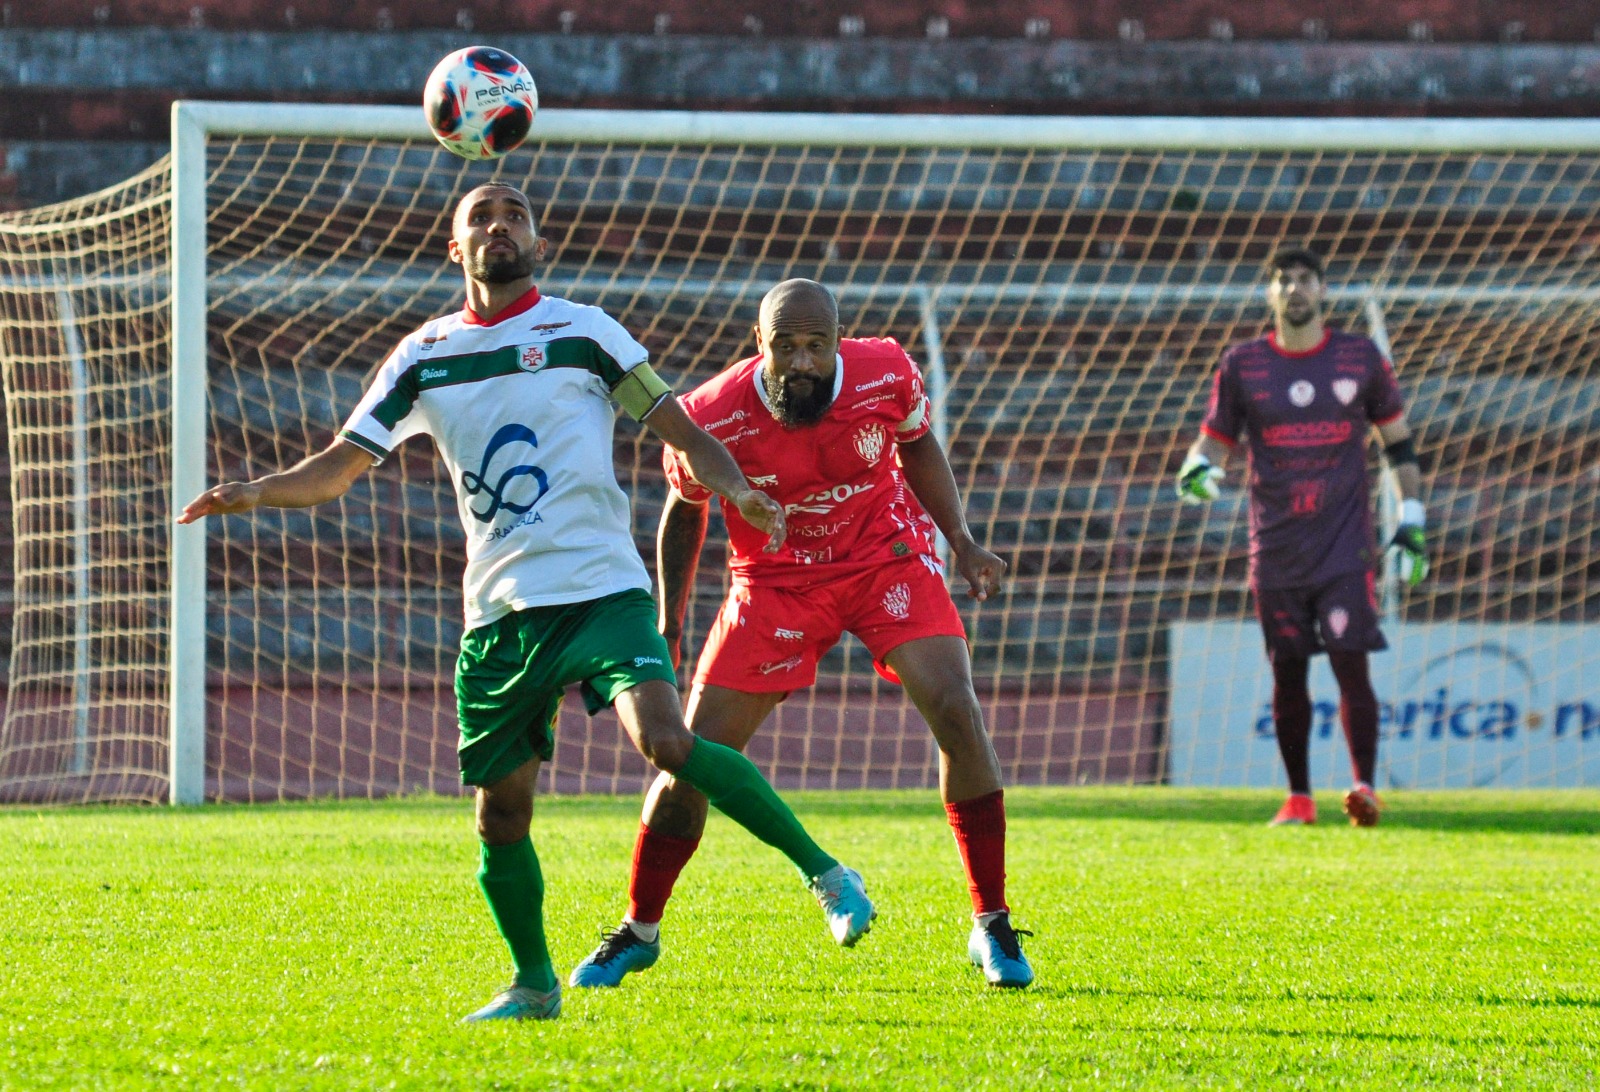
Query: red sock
625 824 701 925
945 789 1008 916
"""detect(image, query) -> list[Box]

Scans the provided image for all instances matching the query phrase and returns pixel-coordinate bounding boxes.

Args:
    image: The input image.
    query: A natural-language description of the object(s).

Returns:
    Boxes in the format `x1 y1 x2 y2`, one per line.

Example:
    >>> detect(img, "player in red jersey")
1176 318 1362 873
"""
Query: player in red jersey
570 279 1033 989
1177 247 1429 828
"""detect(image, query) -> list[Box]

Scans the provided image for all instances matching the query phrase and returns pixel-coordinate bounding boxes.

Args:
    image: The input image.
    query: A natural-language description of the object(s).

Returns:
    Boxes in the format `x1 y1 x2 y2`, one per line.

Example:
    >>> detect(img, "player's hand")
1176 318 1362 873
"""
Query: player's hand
733 488 787 553
1387 524 1429 586
177 481 263 524
953 538 1007 602
1176 454 1224 505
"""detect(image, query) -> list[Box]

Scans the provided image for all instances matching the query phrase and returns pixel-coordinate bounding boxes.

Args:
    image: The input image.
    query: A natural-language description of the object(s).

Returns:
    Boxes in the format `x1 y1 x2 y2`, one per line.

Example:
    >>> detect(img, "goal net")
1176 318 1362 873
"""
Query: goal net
3 108 1598 803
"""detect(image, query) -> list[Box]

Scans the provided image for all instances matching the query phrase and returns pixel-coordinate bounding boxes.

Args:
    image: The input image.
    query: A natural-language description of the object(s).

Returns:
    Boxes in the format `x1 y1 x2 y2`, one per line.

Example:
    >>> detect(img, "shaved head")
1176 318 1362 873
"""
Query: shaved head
755 279 842 427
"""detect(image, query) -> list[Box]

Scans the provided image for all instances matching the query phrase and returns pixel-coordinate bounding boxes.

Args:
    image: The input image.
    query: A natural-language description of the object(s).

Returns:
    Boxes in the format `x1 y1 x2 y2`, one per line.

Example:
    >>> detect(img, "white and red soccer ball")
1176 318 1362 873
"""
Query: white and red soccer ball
423 47 539 161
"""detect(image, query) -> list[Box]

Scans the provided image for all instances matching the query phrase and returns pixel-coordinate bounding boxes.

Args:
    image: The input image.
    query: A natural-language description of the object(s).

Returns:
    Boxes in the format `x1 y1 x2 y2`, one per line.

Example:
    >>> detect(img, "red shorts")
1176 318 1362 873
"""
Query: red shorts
693 555 968 692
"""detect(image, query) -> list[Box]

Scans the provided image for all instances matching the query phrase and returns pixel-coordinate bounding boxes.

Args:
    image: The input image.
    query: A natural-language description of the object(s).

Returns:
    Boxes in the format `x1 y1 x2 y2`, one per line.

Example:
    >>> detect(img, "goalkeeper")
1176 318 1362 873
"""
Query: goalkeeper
1176 246 1428 828
178 185 874 1023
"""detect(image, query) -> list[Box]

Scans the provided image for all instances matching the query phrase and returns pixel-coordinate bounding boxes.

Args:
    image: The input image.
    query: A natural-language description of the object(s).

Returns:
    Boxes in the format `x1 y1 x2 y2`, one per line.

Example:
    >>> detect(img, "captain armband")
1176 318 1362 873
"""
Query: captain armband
613 362 674 421
1383 437 1419 470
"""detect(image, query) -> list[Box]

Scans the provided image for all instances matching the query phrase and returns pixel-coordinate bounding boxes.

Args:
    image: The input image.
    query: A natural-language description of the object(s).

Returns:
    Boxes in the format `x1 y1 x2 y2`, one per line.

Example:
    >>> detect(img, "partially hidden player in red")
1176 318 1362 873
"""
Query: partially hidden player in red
571 278 1033 988
1177 246 1430 828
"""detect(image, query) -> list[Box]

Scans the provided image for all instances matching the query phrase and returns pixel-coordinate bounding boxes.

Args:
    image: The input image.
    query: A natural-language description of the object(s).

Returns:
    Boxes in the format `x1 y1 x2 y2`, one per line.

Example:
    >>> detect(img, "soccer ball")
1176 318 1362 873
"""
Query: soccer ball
423 46 539 161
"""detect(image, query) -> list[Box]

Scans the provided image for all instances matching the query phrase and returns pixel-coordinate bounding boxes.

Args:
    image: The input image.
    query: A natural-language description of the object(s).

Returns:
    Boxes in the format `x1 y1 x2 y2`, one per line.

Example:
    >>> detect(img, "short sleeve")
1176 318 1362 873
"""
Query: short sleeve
583 308 651 393
1199 350 1242 446
1367 352 1406 426
662 398 714 503
892 349 933 444
339 338 431 461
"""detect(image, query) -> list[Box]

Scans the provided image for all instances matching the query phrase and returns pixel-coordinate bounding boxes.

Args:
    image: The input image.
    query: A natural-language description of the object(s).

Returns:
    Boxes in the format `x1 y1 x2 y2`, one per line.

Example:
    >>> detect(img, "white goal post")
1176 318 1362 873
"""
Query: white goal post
14 104 1600 806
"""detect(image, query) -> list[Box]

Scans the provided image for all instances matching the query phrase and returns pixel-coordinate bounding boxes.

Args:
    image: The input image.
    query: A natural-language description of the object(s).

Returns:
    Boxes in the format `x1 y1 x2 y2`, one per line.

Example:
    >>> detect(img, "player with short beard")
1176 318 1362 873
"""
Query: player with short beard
571 279 1035 990
1176 246 1430 827
179 188 874 1022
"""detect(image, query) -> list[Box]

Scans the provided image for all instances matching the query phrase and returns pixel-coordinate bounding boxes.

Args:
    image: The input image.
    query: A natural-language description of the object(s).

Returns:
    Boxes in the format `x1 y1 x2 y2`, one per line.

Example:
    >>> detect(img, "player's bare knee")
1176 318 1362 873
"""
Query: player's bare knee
475 793 532 844
638 722 695 774
926 688 986 749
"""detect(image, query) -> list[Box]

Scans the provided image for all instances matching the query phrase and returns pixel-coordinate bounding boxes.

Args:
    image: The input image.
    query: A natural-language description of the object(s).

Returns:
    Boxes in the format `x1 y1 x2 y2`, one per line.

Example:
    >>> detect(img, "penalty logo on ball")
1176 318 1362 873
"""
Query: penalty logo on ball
423 46 539 161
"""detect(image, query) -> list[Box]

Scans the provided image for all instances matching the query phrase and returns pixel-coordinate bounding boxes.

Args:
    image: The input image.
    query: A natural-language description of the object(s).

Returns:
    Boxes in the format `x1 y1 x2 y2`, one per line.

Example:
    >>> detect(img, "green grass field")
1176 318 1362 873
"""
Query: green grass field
5 788 1598 1089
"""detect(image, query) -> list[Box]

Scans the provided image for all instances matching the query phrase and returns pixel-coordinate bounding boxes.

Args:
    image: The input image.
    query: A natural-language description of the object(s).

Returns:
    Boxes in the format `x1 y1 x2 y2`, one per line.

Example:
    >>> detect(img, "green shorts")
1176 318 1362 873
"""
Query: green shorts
455 587 678 787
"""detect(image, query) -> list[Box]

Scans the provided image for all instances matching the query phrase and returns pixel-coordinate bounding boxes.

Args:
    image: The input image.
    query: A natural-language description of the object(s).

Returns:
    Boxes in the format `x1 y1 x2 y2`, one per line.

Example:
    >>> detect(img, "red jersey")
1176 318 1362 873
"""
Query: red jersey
665 337 937 587
1201 328 1406 588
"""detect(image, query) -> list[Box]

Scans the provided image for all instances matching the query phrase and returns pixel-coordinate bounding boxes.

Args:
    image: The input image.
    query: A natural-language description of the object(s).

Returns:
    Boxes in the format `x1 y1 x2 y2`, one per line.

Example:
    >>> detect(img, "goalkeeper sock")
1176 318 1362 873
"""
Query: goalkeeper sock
675 737 837 880
1330 651 1380 786
625 823 701 925
476 837 558 993
1270 654 1313 796
945 789 1009 916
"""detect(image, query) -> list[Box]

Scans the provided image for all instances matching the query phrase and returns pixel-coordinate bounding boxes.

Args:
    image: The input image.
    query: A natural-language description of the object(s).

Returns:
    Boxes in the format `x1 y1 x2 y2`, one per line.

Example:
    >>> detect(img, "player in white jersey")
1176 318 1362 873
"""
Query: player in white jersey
179 184 875 1023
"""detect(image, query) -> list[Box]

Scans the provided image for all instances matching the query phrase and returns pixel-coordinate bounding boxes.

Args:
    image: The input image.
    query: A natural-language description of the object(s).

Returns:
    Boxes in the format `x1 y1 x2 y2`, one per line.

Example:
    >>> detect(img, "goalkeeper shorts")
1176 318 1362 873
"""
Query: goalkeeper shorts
455 588 678 787
693 554 967 694
1253 569 1388 662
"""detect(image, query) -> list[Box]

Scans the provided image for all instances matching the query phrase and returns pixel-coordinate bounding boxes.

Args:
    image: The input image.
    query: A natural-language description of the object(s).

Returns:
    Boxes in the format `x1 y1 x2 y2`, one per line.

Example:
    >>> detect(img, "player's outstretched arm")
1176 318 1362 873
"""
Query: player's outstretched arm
897 433 1006 601
642 397 786 553
1176 434 1231 505
656 491 712 670
176 439 375 524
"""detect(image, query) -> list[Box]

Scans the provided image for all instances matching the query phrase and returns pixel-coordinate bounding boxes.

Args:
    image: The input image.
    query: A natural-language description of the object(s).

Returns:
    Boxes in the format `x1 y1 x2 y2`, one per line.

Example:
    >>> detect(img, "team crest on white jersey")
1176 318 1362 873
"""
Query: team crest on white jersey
883 582 911 620
1332 378 1359 405
1326 608 1349 639
1289 380 1315 407
854 423 887 464
520 345 545 373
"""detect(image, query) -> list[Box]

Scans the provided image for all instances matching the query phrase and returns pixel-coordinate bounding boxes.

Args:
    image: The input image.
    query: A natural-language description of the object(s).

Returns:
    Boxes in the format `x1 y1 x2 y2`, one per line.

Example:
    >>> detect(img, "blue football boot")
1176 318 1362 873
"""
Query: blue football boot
569 925 662 988
968 913 1034 988
806 864 876 947
460 982 562 1022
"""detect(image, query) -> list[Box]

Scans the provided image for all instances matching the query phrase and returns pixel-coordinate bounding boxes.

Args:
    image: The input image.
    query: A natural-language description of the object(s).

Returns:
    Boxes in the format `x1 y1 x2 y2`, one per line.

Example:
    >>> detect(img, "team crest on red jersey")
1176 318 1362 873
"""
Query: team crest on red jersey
1332 378 1359 405
854 423 887 464
883 582 911 620
519 345 545 373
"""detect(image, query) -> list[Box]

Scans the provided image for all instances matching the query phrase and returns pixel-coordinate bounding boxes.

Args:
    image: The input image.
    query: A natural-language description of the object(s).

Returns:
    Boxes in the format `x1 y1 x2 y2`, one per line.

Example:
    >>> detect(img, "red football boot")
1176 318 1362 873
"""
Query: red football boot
1269 793 1317 826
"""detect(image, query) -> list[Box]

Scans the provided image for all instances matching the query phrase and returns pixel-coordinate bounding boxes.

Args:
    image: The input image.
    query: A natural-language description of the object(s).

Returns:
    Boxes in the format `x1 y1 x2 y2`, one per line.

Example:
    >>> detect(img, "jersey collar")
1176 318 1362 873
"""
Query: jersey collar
1267 328 1332 359
753 353 846 415
462 284 542 327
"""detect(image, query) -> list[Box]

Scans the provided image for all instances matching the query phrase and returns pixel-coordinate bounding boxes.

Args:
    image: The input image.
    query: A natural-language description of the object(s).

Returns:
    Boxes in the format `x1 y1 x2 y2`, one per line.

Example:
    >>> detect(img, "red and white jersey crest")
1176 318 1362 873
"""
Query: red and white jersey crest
1332 378 1359 405
882 582 912 620
519 345 545 373
665 337 938 586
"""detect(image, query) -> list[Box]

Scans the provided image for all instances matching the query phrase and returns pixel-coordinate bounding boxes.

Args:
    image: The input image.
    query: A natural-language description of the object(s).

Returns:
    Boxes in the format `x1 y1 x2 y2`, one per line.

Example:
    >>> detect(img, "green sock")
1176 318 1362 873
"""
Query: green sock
476 837 558 993
676 737 837 879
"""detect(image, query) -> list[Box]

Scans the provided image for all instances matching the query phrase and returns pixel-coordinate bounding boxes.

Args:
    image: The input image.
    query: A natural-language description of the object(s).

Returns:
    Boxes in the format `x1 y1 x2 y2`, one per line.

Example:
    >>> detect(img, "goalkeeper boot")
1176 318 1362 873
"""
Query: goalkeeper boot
461 982 562 1023
968 912 1035 988
569 924 661 988
1269 794 1317 826
806 864 876 947
1342 783 1382 828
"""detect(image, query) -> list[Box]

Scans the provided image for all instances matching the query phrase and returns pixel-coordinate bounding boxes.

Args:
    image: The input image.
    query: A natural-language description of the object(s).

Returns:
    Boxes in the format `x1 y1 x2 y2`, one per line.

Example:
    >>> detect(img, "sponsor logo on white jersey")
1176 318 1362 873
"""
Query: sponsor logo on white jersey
774 627 805 641
883 582 912 620
421 368 449 381
854 372 898 393
748 474 779 487
1289 380 1316 407
1332 378 1359 405
520 345 545 373
785 481 874 516
759 654 805 675
1326 608 1349 639
854 423 887 464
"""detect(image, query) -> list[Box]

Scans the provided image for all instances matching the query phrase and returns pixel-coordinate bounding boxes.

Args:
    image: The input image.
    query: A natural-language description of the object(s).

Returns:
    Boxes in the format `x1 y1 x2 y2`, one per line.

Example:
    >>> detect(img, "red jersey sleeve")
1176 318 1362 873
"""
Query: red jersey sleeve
1367 351 1407 426
661 397 716 503
1200 347 1242 445
891 347 933 444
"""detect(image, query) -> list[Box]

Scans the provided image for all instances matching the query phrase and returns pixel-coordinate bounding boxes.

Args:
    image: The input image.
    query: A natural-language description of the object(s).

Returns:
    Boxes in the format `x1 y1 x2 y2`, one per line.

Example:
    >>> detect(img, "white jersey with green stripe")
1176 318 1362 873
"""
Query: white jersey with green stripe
339 289 654 628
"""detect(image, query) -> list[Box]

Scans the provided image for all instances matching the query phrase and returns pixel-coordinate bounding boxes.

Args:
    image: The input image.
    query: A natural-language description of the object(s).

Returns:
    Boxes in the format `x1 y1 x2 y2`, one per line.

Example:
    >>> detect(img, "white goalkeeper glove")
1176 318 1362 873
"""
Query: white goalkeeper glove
1387 498 1429 587
1176 454 1224 505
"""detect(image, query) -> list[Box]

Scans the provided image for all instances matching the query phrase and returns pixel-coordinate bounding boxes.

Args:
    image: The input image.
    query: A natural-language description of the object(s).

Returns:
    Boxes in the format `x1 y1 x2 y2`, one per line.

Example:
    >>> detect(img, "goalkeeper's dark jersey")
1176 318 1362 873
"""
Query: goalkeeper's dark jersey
1201 328 1406 589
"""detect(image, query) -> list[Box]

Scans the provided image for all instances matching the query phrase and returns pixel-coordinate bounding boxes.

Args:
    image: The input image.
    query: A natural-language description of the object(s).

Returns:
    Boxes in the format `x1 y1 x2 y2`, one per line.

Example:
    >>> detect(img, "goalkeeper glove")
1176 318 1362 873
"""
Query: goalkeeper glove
1388 498 1429 586
1176 454 1224 505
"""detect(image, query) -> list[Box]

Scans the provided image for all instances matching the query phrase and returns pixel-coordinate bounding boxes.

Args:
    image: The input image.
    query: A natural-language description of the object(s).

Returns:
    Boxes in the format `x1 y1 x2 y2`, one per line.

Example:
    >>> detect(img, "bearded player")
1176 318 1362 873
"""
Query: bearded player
179 189 875 1022
1176 246 1429 827
570 278 1033 990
